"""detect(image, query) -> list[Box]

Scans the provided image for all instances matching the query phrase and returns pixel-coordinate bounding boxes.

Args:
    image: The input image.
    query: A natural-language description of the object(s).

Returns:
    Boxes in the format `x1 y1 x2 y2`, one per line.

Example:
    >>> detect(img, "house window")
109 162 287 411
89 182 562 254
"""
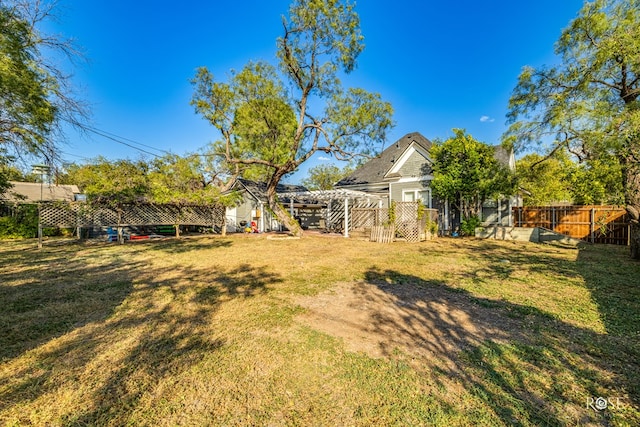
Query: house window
402 189 431 208
403 191 416 202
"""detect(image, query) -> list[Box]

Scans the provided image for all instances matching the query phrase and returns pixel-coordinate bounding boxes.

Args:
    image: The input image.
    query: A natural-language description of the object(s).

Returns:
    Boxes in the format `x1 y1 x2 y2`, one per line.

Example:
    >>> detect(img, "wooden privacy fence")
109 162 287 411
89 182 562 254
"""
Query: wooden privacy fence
352 202 438 243
513 205 629 245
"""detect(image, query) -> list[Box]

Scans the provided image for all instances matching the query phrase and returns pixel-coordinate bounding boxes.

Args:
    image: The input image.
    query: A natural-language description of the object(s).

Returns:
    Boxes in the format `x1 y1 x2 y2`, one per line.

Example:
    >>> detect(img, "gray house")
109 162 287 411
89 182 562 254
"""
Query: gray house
336 132 434 208
335 132 517 234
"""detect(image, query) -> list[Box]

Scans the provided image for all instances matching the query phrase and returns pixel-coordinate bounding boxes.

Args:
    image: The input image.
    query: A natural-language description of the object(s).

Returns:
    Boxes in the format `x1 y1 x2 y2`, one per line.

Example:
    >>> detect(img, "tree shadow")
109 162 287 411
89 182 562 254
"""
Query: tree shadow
354 265 640 425
0 244 140 361
440 239 640 403
142 236 234 253
0 243 282 425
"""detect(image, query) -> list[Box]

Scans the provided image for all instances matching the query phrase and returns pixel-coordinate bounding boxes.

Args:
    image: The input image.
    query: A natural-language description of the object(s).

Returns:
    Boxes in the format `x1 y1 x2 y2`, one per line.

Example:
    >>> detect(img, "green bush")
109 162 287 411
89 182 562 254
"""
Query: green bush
460 215 481 236
0 204 38 238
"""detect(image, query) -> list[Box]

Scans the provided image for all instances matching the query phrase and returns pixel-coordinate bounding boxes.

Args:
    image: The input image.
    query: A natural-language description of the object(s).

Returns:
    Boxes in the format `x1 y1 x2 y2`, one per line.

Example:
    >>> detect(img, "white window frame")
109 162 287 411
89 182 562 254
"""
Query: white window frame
402 189 432 208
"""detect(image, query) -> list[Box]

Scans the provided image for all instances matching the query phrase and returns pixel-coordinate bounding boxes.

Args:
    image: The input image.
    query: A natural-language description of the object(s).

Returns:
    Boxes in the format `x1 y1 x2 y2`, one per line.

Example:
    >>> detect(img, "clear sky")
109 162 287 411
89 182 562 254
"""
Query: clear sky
50 0 586 184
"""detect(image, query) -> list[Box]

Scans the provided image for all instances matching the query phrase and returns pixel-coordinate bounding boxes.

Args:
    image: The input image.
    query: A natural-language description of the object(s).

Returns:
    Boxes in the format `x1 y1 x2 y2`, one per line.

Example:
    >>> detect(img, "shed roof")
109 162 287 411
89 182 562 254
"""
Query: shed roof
1 181 80 202
232 178 308 203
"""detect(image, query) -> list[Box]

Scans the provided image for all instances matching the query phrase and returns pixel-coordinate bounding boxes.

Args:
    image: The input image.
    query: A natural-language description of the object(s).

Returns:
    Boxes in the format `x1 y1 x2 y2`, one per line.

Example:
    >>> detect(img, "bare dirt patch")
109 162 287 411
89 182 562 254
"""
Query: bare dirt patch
295 280 528 368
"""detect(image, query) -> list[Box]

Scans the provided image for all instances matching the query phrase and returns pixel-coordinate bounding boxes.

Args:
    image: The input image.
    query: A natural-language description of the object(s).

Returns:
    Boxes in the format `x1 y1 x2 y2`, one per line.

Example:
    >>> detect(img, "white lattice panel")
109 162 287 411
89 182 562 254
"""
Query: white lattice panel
38 202 224 228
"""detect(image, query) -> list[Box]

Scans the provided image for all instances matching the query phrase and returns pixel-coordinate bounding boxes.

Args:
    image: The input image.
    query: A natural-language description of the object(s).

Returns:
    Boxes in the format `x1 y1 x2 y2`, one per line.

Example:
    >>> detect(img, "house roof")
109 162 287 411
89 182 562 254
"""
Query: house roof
233 178 308 203
494 145 516 170
1 181 80 202
336 132 432 187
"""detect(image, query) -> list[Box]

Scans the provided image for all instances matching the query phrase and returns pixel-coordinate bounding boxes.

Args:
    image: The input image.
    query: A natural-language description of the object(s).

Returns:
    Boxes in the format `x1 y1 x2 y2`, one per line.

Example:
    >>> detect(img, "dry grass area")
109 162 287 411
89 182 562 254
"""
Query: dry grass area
1 234 639 426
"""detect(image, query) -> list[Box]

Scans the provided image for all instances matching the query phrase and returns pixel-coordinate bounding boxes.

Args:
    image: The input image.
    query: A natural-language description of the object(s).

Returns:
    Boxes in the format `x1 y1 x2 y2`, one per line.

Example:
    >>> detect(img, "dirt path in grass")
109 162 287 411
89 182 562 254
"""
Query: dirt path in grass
295 281 528 366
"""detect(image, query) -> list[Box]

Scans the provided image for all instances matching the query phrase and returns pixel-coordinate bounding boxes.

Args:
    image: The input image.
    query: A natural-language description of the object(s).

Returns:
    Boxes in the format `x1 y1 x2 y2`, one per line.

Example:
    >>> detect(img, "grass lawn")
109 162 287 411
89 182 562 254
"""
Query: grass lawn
1 234 639 426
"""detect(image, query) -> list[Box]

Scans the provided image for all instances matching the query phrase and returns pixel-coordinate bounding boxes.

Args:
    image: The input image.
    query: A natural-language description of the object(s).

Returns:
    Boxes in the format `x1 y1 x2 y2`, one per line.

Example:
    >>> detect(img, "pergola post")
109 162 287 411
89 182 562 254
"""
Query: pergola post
275 189 381 237
259 202 265 232
344 197 349 238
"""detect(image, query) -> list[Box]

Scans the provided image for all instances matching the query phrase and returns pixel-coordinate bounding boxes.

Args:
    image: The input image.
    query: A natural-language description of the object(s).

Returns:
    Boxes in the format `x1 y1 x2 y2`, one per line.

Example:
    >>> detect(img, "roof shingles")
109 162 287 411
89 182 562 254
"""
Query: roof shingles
336 132 432 186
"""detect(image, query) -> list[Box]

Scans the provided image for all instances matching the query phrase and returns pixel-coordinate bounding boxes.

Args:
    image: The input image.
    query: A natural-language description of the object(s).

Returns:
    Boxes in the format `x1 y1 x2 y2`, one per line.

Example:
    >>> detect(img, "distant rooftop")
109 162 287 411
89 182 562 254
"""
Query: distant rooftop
1 181 81 203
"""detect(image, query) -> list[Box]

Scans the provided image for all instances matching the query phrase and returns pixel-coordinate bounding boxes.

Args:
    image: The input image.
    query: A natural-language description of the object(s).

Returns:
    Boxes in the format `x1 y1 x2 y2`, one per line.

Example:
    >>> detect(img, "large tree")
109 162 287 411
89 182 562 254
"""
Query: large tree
0 1 87 173
431 129 516 222
301 163 353 191
504 0 640 258
148 154 220 205
65 157 150 207
516 151 624 206
191 0 393 236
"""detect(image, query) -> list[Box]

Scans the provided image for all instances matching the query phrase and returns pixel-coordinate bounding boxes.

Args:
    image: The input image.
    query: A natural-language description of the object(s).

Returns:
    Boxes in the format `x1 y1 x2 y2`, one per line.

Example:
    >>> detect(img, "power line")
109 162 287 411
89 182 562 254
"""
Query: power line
60 151 93 161
83 126 174 156
81 126 165 158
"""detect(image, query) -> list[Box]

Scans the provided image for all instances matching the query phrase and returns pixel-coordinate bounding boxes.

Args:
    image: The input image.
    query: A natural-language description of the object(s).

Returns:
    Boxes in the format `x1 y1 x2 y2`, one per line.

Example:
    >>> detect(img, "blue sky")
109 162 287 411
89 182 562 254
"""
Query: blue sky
51 0 586 184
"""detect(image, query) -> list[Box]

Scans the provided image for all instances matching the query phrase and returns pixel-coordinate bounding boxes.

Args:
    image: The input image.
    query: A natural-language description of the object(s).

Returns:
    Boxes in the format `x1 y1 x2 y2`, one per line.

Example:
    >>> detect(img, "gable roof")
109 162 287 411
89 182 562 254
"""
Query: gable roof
1 181 80 202
336 132 432 187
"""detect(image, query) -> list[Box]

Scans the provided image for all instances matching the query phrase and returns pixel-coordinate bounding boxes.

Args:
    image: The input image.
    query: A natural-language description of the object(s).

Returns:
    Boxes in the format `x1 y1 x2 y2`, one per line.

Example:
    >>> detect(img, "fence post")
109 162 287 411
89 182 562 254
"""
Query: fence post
590 208 595 243
37 203 43 249
518 206 522 227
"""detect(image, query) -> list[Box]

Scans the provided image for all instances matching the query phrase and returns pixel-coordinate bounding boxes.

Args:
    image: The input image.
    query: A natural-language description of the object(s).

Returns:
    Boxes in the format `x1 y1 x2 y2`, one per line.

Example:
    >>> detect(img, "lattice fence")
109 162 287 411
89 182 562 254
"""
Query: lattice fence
351 207 389 229
326 199 378 232
351 202 438 243
39 202 225 228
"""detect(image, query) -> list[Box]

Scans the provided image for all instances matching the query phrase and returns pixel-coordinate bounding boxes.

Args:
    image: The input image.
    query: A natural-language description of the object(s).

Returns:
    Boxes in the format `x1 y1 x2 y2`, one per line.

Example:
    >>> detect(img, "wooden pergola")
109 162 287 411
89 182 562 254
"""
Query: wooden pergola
278 189 381 237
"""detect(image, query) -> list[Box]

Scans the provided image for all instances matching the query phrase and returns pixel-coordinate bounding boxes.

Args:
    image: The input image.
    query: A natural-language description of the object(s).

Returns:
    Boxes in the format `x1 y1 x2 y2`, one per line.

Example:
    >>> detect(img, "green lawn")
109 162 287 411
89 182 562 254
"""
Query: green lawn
1 235 638 426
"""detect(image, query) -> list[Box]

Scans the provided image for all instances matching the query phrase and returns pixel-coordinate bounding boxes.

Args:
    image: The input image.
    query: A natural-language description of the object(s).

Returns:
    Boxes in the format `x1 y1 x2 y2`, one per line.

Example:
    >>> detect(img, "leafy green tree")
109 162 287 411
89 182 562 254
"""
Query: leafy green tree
517 151 624 206
431 129 516 221
516 153 574 206
191 0 393 236
0 1 87 179
569 156 624 205
0 153 23 193
148 154 217 205
301 163 353 190
66 158 150 207
504 0 640 257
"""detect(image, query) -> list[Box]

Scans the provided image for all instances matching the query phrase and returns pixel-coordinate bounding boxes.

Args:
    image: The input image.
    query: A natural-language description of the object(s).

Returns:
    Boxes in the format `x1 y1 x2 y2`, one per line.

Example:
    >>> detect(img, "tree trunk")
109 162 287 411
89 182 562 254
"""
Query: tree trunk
630 219 640 259
220 215 227 237
265 179 302 237
622 143 640 259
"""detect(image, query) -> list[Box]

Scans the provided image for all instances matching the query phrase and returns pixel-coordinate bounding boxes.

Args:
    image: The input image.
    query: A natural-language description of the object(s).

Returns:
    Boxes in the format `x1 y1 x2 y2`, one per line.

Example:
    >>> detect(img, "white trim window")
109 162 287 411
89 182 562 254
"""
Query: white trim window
402 189 431 208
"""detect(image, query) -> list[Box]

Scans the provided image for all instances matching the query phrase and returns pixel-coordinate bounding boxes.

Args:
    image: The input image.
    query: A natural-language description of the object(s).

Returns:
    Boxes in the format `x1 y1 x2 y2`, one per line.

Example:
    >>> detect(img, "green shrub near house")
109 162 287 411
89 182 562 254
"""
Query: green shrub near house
0 204 38 238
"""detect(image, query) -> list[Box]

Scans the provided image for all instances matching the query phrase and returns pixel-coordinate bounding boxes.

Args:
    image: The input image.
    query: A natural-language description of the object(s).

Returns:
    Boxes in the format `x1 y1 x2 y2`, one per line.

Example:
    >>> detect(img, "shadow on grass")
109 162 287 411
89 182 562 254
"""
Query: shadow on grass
362 263 640 426
0 240 282 425
142 236 234 253
450 239 640 337
0 244 139 361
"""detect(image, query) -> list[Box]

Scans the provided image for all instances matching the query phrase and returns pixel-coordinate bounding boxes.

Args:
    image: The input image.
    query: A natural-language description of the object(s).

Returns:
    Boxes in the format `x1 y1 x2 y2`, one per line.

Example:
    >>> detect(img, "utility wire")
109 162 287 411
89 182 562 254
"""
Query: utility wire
83 126 174 156
82 127 163 158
